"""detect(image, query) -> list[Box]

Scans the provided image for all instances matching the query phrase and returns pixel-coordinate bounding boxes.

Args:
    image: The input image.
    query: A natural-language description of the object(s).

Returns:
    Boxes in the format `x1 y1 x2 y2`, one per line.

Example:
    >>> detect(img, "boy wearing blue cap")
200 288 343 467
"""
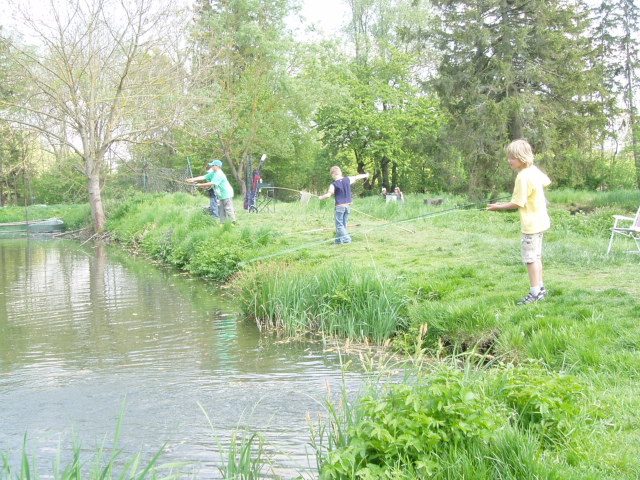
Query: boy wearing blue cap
187 159 237 224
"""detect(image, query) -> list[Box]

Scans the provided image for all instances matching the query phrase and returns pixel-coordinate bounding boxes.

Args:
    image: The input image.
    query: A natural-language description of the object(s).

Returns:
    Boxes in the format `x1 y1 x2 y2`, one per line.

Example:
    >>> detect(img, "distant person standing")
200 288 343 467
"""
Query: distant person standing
318 166 369 244
488 139 551 305
393 186 404 202
202 165 219 218
187 159 236 225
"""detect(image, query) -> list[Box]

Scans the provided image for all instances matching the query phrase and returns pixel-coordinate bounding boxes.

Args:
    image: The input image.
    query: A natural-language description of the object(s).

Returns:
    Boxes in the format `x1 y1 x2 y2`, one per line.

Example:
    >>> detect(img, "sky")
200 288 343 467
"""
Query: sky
0 0 351 40
294 0 350 37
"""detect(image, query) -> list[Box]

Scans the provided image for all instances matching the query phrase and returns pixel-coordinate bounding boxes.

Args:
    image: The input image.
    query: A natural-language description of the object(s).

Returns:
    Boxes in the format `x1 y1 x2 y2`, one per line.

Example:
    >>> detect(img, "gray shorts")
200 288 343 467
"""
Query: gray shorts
521 233 544 264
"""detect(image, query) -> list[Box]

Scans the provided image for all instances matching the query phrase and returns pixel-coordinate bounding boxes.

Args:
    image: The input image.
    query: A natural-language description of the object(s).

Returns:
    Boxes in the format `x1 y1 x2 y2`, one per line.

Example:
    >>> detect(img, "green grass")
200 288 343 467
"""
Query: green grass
97 189 640 478
0 405 182 480
0 204 91 230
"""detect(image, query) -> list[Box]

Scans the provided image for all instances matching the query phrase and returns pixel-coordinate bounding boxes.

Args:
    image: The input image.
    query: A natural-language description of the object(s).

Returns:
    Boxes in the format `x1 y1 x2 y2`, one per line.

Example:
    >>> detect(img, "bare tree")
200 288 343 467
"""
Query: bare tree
0 0 185 231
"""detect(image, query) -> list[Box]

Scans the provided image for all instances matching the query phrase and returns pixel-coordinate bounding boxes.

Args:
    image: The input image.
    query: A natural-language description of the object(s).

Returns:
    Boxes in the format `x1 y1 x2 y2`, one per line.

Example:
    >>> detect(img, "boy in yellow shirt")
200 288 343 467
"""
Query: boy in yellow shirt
488 139 551 305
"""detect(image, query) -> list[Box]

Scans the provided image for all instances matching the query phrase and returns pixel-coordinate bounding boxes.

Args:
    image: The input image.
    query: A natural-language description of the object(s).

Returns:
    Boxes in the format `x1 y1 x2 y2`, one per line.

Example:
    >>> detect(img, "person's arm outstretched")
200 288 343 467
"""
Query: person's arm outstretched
186 175 207 183
487 201 520 211
349 173 370 184
318 184 335 201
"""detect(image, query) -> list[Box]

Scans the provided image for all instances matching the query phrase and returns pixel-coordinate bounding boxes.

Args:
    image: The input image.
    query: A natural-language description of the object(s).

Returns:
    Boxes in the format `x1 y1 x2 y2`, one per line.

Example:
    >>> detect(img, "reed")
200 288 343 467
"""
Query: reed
242 262 406 344
217 432 266 480
0 407 176 480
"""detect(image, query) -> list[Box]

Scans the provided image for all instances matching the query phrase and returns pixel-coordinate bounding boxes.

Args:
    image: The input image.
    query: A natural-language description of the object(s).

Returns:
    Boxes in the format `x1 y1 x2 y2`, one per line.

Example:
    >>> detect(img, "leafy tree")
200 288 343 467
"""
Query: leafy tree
431 0 607 194
185 0 305 195
316 53 445 192
594 0 640 188
0 29 28 207
315 0 444 192
0 0 185 231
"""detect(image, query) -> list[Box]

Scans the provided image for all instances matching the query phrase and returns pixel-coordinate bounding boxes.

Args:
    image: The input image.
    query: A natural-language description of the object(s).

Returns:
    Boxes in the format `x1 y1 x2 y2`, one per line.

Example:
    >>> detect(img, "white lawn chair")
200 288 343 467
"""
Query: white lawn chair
607 206 640 254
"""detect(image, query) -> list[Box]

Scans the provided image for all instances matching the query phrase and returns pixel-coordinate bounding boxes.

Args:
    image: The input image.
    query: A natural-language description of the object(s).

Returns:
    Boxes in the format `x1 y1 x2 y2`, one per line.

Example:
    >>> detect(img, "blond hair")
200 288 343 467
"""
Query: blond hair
507 139 534 166
329 166 342 176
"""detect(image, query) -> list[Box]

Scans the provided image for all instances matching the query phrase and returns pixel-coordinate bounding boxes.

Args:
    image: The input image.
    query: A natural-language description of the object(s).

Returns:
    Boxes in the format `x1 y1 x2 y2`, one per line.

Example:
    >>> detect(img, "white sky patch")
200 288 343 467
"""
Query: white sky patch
288 0 350 40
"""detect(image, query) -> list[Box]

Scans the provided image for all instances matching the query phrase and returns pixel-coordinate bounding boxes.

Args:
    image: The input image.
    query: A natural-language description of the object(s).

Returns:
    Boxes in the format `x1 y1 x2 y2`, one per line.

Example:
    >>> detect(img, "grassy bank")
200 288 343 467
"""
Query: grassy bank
99 189 640 478
4 189 639 478
0 204 92 231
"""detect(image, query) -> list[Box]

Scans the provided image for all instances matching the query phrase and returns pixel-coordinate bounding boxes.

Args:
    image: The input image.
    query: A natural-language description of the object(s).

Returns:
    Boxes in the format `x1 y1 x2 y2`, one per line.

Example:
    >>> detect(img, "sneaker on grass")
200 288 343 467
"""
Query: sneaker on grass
517 291 545 305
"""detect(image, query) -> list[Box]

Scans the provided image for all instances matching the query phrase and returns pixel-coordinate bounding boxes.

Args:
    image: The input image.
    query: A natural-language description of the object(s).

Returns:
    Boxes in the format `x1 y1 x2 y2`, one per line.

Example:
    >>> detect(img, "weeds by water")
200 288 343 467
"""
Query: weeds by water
241 262 406 344
0 405 175 480
9 189 638 478
310 359 610 480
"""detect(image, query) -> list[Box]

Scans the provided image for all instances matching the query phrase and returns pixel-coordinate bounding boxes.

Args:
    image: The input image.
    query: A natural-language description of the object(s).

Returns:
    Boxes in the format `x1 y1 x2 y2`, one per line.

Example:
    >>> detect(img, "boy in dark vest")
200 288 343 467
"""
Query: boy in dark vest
319 166 369 244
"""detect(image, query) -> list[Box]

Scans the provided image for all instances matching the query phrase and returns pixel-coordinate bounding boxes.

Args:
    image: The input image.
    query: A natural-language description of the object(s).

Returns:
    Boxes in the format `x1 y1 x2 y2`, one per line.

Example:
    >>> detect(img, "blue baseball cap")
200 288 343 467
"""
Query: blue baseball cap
208 159 223 167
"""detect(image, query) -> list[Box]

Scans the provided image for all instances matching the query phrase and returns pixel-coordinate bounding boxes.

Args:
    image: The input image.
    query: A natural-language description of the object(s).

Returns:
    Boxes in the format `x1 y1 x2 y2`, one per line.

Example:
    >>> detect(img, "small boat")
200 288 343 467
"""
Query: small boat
0 217 65 235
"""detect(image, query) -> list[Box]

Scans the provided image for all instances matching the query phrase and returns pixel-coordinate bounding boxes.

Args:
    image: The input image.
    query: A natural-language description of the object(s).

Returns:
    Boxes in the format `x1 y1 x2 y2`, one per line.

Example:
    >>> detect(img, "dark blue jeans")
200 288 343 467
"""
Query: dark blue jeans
209 195 219 218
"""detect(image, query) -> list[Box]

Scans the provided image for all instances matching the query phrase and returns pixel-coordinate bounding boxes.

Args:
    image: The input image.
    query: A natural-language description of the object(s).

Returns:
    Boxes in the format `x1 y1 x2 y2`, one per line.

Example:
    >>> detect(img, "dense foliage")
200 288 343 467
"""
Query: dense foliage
0 0 638 222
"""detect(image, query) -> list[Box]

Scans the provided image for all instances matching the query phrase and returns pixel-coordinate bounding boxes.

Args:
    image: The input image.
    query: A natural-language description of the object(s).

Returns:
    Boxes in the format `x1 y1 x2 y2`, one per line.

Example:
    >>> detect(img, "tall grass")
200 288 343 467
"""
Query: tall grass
0 407 176 480
105 193 279 281
548 188 640 210
241 262 406 344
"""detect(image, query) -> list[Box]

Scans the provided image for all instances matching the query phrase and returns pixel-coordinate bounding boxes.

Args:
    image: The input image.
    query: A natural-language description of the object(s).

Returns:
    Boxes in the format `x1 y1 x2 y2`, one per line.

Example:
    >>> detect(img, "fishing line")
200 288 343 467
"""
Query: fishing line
239 195 511 265
269 186 319 197
350 206 416 234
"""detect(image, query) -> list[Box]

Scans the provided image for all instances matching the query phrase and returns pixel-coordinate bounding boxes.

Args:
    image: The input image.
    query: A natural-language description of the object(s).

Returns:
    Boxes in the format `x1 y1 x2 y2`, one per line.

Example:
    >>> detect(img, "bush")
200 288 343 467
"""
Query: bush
187 238 245 282
318 367 504 479
490 362 597 446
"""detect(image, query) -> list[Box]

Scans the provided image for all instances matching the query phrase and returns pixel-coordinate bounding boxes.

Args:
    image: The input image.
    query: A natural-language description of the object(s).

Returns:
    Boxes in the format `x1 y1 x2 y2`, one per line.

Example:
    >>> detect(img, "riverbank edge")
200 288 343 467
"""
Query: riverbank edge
4 192 639 479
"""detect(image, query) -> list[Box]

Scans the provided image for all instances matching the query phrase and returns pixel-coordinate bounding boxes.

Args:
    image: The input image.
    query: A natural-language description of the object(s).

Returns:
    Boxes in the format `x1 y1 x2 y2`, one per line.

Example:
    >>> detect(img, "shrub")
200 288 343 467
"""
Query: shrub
187 238 245 282
490 362 596 446
318 367 504 480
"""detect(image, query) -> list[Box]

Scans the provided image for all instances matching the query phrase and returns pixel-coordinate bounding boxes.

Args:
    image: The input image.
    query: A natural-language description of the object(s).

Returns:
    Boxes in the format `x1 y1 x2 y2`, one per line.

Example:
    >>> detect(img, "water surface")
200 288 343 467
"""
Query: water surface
0 238 364 478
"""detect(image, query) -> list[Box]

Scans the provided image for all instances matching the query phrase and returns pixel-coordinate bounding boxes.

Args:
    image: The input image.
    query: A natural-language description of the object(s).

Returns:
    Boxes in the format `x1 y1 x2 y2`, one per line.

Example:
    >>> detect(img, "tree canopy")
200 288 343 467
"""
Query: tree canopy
0 0 638 223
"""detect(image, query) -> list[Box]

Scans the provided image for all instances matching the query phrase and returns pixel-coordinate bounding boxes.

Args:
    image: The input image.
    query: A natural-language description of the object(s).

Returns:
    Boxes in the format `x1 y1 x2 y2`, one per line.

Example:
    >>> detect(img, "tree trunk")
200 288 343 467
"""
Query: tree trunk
221 145 246 197
380 156 391 190
86 150 106 232
356 154 371 191
626 47 639 188
391 162 398 189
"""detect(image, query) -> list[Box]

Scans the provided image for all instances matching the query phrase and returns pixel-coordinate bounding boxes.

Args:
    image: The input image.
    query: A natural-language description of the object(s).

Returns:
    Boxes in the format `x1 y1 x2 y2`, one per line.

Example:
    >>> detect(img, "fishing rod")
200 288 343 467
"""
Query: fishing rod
269 186 319 197
277 223 364 237
186 158 198 194
239 195 512 265
387 195 512 228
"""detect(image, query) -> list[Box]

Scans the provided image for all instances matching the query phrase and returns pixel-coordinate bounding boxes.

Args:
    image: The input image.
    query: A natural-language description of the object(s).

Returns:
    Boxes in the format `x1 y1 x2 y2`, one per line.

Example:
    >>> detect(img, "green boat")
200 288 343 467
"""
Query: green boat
0 217 65 235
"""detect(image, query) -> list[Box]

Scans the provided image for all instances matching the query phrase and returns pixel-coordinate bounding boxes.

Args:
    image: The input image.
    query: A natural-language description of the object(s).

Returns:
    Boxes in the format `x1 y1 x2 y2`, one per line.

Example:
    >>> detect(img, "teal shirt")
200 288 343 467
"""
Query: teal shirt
205 170 234 200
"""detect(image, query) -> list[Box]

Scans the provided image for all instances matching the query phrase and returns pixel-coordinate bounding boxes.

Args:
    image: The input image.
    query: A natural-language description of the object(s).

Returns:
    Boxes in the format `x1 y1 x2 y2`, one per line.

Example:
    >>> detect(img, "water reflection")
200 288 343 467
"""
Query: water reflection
0 238 363 478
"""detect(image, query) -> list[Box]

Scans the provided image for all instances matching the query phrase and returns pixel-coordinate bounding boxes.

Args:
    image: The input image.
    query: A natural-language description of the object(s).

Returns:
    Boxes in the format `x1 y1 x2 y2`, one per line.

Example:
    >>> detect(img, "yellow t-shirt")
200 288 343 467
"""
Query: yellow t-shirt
511 165 551 234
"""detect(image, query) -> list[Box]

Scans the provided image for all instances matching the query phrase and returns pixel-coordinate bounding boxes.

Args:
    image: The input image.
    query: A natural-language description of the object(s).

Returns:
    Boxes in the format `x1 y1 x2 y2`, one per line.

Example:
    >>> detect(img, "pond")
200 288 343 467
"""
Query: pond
0 238 365 478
